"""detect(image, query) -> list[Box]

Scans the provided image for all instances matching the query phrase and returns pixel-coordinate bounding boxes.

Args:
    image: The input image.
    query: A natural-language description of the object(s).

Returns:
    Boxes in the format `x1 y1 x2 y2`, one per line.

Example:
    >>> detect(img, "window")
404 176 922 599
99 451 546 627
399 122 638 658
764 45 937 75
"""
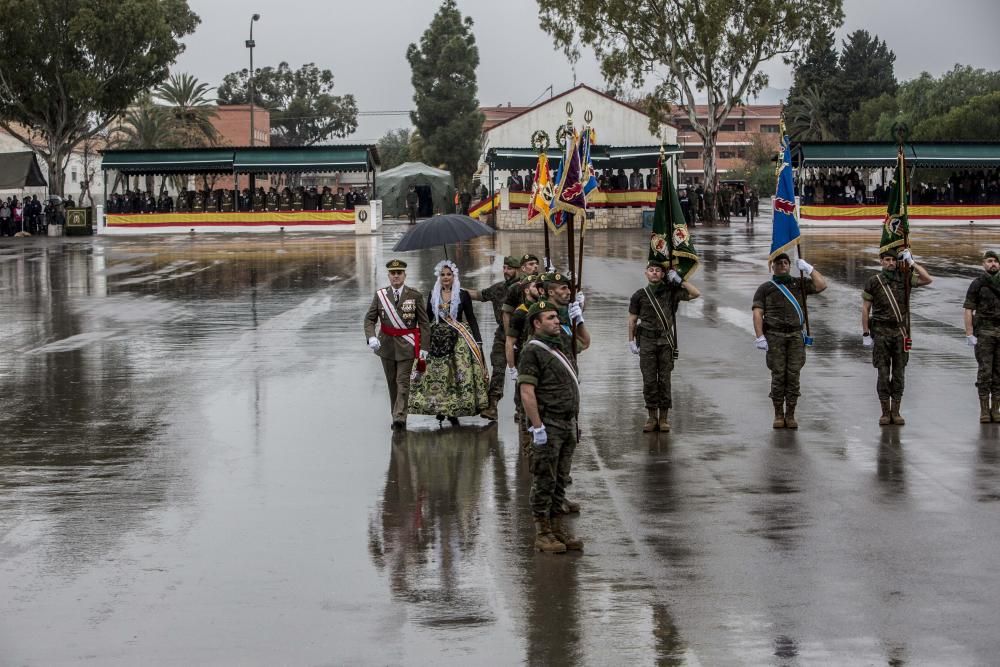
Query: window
71 169 77 183
761 124 780 133
719 151 736 159
682 151 701 160
736 148 747 159
720 124 736 132
736 120 746 131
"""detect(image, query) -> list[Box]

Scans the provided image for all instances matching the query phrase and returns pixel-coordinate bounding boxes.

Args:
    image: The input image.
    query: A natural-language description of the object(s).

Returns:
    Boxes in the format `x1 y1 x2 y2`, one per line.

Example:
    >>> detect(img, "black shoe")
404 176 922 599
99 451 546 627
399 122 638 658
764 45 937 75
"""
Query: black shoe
447 416 460 426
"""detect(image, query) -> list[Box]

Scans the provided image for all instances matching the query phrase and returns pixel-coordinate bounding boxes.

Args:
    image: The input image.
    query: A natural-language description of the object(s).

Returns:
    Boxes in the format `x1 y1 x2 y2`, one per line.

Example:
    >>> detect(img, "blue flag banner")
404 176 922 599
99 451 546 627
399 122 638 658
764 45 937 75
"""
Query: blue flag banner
769 135 801 263
581 127 599 198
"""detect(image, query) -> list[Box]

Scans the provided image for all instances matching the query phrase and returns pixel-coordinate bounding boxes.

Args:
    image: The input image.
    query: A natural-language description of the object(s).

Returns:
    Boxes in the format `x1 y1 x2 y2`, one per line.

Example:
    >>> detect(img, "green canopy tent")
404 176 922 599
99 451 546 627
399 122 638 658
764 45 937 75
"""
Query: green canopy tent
0 152 47 190
375 162 455 218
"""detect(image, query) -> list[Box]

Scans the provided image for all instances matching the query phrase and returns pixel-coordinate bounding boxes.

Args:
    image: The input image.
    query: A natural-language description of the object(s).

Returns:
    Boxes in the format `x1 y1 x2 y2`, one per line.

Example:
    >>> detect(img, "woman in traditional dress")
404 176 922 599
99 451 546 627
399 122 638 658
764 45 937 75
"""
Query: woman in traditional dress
408 260 489 425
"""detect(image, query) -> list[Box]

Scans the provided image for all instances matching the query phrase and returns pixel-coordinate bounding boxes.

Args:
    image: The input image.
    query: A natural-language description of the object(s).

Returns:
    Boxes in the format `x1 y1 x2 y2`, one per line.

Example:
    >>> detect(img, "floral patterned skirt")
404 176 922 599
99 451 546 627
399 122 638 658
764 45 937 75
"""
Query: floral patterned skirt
408 321 488 417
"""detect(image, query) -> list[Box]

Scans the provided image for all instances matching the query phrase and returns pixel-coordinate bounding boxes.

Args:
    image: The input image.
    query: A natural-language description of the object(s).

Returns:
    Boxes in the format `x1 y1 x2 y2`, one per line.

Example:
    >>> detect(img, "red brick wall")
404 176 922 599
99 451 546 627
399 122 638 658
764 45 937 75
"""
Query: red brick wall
211 105 271 189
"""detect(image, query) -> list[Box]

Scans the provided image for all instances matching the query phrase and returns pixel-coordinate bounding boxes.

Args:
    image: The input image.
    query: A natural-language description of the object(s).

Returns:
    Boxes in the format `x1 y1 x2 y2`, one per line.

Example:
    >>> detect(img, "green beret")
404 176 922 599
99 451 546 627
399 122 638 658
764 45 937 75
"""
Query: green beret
386 259 407 270
646 260 667 270
520 274 539 285
503 255 522 268
773 252 791 263
879 250 897 259
984 250 999 261
541 271 571 286
521 253 540 264
527 299 559 322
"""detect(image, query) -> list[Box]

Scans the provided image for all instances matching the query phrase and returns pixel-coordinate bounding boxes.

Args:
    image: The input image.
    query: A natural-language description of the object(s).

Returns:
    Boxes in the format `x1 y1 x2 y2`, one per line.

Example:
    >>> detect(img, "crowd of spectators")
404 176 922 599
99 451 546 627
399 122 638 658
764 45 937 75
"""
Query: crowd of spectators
107 185 371 214
504 167 659 193
0 195 65 236
801 169 1000 206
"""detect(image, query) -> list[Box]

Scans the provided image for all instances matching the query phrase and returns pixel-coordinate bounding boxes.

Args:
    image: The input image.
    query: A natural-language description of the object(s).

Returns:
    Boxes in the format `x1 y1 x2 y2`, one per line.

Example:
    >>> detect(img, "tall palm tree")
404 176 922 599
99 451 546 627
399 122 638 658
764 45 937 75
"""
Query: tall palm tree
111 94 180 192
786 86 837 142
155 73 219 148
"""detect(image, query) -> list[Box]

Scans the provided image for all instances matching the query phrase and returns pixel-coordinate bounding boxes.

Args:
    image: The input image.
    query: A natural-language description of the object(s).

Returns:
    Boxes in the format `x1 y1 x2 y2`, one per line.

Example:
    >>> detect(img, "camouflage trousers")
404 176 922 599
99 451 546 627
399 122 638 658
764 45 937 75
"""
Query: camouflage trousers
974 333 1000 398
765 332 806 401
529 416 577 518
872 331 908 401
639 337 675 409
487 328 506 400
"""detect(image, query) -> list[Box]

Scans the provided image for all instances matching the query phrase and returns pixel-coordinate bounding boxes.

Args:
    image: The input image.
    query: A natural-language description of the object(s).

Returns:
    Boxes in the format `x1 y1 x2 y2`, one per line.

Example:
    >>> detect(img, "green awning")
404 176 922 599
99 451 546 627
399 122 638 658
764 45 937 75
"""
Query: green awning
794 142 1000 168
233 147 374 173
101 149 234 173
486 145 681 170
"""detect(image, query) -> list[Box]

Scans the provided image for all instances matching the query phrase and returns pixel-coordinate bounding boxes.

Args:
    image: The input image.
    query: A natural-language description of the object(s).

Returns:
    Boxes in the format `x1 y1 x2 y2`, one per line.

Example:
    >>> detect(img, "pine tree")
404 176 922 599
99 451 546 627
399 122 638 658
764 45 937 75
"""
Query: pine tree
827 30 897 139
407 0 484 190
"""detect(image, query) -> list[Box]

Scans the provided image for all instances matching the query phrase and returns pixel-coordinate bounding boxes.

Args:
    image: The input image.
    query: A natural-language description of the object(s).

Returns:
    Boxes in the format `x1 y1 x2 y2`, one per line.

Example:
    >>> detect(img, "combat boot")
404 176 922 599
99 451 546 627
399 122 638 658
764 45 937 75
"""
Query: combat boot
480 396 498 421
980 396 992 424
992 394 1000 422
658 408 671 432
772 400 785 429
643 409 658 432
890 399 905 425
534 518 567 554
879 400 892 426
550 516 583 551
784 402 798 429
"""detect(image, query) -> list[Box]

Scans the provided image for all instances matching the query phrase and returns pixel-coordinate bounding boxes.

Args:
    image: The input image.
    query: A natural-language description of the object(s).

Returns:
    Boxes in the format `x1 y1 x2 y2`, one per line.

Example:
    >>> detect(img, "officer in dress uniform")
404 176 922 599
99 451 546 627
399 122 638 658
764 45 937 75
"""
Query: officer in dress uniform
752 252 827 429
278 187 292 211
476 255 522 420
221 189 234 212
862 249 932 426
175 190 189 213
192 189 205 212
291 186 305 211
364 260 431 430
964 250 1000 422
320 187 334 211
253 187 265 211
517 300 584 553
628 260 701 432
266 187 279 212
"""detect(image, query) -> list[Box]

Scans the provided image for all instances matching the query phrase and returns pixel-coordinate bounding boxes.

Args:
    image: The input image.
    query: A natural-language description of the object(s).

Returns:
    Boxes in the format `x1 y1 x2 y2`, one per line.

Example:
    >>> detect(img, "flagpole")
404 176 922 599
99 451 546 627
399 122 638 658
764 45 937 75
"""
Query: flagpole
898 136 912 349
565 105 579 359
780 119 812 343
661 146 680 356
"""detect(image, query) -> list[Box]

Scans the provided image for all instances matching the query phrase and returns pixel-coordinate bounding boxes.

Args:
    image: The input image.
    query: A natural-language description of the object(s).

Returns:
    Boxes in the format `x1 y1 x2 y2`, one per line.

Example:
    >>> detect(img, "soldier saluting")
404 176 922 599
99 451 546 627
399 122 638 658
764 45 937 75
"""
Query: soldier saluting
752 252 827 429
628 260 701 432
364 260 430 430
964 250 1000 422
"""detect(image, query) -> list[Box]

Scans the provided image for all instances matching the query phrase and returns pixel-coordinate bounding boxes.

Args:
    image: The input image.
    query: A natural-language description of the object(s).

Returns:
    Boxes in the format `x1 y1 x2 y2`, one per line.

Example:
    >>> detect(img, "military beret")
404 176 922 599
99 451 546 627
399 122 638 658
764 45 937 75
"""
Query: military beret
527 299 560 322
773 252 791 263
386 259 407 270
984 250 999 261
503 255 522 268
541 271 571 286
521 253 540 264
646 260 667 270
520 274 540 285
879 250 897 259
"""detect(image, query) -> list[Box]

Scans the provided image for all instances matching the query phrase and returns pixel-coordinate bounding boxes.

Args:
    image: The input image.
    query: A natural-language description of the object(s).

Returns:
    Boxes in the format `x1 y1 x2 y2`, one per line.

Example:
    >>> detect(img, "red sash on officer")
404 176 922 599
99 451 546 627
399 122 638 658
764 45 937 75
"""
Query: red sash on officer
376 288 426 372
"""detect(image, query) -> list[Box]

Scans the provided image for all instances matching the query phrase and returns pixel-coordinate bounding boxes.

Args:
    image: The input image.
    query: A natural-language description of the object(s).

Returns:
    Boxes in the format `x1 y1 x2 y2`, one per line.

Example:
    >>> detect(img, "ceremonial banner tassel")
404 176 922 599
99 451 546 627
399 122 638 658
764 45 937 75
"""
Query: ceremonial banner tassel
649 154 700 280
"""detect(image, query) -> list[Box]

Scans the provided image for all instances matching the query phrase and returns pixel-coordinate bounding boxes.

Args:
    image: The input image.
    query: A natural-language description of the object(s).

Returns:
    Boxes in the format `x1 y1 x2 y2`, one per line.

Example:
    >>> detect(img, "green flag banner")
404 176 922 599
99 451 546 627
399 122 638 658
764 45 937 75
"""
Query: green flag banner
649 159 699 279
879 147 909 254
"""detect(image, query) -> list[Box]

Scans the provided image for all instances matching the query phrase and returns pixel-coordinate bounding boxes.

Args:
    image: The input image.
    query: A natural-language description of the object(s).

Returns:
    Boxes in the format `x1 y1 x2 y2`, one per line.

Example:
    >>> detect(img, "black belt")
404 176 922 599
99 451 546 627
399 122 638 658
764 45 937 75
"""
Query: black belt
764 323 800 334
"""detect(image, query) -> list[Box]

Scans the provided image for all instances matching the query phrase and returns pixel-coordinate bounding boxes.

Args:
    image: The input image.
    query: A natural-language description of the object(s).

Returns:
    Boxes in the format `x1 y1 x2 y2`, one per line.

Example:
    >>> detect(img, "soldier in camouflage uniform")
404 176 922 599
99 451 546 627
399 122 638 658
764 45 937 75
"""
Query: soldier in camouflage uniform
862 249 932 426
964 250 1000 422
477 255 522 420
518 300 584 553
752 252 828 429
507 276 541 450
502 253 541 333
628 261 701 432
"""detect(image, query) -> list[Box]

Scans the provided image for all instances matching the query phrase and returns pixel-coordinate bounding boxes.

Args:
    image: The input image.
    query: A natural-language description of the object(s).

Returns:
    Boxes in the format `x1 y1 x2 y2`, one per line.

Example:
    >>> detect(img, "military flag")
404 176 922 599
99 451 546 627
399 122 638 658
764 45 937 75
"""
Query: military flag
551 129 587 218
649 155 700 279
580 127 599 198
769 134 801 263
526 152 552 227
879 146 909 254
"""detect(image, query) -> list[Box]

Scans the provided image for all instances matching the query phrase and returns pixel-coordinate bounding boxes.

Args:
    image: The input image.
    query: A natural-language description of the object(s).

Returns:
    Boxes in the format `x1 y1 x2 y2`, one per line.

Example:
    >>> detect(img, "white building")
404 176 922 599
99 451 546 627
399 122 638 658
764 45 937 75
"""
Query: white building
0 128 106 204
479 83 678 188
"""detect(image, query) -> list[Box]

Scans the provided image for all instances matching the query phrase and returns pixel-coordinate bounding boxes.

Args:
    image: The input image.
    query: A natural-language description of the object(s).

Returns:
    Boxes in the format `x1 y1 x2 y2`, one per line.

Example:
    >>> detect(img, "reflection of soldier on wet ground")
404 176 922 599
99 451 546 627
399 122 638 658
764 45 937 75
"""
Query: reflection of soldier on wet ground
963 250 1000 423
861 249 932 426
628 260 701 432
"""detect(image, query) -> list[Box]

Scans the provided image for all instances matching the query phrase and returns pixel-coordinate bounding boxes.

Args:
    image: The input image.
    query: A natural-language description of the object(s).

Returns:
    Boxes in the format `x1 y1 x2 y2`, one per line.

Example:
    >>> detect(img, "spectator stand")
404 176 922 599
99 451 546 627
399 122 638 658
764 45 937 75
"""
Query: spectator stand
100 145 379 234
792 141 1000 226
474 144 681 230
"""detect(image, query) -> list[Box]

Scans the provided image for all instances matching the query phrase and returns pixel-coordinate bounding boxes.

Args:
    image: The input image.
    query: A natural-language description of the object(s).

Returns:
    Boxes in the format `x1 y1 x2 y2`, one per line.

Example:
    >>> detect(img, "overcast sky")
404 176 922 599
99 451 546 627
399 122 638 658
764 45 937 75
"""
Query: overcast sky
173 0 1000 142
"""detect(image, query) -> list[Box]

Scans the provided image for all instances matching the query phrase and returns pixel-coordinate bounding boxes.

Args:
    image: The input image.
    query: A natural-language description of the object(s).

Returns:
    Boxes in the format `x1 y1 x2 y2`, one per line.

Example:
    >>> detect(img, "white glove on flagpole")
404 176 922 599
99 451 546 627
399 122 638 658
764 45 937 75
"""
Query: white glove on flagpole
368 336 381 351
666 269 682 284
754 335 768 351
796 258 814 276
568 302 584 325
899 249 914 267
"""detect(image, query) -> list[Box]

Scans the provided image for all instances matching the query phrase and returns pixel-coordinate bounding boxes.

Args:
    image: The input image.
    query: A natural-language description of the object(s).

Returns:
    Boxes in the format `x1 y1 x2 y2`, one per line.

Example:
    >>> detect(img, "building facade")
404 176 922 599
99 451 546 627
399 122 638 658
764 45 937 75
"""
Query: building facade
670 104 783 183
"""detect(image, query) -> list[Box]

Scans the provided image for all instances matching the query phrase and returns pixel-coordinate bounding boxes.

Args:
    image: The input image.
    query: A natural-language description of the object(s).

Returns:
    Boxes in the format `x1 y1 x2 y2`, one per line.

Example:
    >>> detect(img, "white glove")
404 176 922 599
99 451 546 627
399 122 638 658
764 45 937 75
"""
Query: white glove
968 335 978 347
368 336 380 351
529 424 548 445
629 340 640 355
544 257 554 272
568 302 584 325
575 292 586 308
666 269 682 284
754 335 768 351
507 366 518 382
796 258 814 276
863 334 874 348
899 249 914 267
419 350 428 361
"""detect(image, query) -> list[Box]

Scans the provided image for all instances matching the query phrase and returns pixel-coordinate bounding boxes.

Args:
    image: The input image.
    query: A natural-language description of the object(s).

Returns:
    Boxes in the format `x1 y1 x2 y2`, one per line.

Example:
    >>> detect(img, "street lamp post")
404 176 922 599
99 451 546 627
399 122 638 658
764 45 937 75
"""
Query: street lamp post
246 13 260 147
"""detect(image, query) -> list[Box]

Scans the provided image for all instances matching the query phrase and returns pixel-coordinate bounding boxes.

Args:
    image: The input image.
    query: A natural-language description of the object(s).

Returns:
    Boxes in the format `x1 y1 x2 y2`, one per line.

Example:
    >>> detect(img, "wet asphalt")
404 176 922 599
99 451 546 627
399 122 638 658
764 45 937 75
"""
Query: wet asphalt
1 220 999 665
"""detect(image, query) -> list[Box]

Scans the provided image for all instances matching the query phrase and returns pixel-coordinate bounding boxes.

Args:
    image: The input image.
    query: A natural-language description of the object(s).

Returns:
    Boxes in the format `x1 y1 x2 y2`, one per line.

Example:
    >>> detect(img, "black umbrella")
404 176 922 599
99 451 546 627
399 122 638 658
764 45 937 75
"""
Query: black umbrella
392 214 495 259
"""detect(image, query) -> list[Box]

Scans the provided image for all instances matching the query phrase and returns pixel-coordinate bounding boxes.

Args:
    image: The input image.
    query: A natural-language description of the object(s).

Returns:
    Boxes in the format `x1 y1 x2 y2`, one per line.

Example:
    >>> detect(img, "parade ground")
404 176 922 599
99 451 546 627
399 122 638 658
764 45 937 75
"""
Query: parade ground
2 223 999 665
